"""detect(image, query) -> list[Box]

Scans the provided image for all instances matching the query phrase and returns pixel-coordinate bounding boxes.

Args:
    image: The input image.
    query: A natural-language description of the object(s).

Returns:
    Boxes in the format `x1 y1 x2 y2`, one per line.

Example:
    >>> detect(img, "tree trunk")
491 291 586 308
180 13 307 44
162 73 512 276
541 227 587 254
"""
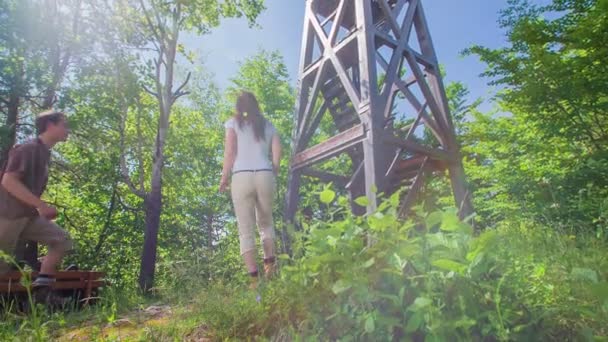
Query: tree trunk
93 185 118 257
137 2 184 293
1 66 21 166
138 185 162 292
2 61 40 268
138 58 171 292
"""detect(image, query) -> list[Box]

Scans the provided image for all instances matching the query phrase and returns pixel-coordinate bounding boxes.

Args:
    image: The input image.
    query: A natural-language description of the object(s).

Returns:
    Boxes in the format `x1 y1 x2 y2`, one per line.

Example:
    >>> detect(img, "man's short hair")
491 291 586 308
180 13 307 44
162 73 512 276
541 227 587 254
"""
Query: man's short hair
35 110 65 135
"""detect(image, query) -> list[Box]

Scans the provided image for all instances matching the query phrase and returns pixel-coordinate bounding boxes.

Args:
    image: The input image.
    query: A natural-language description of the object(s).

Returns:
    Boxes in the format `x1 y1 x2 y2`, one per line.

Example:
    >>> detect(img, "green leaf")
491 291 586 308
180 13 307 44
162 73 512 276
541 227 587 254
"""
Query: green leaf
327 235 337 247
405 312 423 332
365 315 375 333
399 287 406 302
378 294 401 305
432 259 468 274
320 189 336 204
425 211 443 228
411 297 432 310
440 211 460 232
355 196 369 207
332 280 352 294
363 258 375 268
392 253 407 269
467 230 498 261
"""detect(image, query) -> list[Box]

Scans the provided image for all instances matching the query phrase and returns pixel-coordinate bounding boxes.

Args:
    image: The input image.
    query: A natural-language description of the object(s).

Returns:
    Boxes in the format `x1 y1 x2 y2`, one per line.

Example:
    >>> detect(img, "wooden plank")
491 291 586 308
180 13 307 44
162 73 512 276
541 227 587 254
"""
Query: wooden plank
295 4 318 126
391 70 445 145
300 61 328 140
309 7 361 108
300 102 329 151
85 273 94 301
0 280 105 293
302 57 326 80
0 271 105 281
405 102 428 140
293 124 366 170
391 0 408 21
398 157 428 218
410 49 436 70
328 0 346 45
382 134 450 161
377 0 401 40
402 0 419 41
355 0 383 214
404 50 450 140
345 160 364 190
396 155 427 172
300 3 316 72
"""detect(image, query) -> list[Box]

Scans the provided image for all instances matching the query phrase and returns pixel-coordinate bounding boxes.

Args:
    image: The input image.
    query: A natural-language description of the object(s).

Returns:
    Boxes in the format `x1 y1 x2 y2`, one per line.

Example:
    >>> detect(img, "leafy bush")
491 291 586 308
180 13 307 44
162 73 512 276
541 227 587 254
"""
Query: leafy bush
184 189 607 341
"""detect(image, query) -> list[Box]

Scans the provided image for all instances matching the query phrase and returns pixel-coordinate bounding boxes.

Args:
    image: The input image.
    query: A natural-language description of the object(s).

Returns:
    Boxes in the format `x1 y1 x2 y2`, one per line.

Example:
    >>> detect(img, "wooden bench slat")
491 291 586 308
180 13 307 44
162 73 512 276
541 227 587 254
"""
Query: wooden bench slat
1 270 106 296
0 280 105 293
1 271 105 282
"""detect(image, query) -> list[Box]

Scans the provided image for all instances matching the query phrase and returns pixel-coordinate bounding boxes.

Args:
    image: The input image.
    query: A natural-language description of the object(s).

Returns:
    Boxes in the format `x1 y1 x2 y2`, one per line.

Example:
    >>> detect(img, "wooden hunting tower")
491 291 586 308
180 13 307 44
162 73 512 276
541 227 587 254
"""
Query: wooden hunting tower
285 0 472 224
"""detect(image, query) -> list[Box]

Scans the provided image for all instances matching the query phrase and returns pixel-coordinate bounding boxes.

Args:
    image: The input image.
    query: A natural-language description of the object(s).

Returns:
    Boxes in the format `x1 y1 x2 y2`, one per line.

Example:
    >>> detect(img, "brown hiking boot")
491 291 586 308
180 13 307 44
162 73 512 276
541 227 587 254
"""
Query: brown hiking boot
263 257 276 278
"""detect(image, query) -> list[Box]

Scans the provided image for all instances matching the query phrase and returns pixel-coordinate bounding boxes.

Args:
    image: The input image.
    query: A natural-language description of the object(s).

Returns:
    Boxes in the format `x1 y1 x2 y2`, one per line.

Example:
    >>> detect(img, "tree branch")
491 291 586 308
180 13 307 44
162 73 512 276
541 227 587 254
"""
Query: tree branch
116 190 143 212
142 84 159 98
172 71 191 103
93 185 117 257
138 0 162 44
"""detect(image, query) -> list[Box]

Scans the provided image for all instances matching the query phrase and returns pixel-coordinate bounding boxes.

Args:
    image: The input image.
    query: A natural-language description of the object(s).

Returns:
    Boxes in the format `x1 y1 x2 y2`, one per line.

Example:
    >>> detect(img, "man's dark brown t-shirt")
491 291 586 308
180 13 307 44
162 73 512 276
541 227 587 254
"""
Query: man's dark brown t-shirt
0 139 50 219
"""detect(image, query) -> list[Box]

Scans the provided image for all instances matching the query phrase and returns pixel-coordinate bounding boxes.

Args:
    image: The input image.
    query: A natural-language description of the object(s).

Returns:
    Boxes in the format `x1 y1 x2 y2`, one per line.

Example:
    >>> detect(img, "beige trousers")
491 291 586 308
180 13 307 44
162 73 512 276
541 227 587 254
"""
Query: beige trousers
0 216 73 273
231 171 276 256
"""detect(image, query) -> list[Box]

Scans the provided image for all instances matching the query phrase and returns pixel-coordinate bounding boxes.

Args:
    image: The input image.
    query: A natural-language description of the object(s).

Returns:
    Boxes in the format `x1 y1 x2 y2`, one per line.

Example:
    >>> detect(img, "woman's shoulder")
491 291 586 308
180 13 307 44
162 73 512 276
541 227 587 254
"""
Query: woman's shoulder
224 117 236 129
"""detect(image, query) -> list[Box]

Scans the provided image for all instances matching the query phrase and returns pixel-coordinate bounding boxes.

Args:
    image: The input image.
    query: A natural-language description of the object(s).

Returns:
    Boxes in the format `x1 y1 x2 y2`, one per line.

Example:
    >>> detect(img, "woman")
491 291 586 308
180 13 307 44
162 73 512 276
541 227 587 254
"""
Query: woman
220 91 281 287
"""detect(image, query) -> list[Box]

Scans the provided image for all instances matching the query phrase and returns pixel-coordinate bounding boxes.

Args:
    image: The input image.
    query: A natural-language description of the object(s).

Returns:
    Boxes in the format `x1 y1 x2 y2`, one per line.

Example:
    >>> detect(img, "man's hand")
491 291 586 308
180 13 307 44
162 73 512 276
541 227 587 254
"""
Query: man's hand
37 203 58 220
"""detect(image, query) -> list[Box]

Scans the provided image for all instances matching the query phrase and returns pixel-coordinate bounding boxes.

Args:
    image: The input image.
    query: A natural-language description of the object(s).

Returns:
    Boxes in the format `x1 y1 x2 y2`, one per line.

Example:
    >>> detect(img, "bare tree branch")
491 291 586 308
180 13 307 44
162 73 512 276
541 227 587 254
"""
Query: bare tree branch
172 71 191 103
138 0 162 44
142 84 159 98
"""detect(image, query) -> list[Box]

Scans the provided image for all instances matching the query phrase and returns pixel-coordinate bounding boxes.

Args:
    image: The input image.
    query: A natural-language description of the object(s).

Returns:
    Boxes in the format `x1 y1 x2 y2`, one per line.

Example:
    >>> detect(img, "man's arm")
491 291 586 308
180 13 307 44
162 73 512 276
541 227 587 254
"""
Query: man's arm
1 173 46 209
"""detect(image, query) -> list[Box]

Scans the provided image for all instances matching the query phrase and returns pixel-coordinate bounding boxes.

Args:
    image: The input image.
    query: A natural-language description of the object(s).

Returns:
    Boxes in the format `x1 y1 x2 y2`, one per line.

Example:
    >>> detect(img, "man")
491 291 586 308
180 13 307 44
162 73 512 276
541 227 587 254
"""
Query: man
0 110 72 293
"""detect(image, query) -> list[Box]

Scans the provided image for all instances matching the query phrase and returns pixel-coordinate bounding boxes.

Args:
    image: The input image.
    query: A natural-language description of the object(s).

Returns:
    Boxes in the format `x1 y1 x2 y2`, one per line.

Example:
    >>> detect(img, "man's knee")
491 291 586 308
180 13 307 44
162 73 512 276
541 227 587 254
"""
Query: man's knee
25 218 73 255
48 234 73 255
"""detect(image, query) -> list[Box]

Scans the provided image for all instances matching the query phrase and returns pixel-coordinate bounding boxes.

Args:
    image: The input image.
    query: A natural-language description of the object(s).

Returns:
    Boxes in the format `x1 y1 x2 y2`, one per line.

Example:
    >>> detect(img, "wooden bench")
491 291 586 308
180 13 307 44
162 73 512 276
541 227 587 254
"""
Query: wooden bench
0 270 106 305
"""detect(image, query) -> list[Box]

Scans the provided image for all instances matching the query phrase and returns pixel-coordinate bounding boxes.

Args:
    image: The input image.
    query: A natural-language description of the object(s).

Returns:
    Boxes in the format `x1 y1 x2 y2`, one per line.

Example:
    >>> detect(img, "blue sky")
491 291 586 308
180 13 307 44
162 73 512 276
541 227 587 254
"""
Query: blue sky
188 0 513 109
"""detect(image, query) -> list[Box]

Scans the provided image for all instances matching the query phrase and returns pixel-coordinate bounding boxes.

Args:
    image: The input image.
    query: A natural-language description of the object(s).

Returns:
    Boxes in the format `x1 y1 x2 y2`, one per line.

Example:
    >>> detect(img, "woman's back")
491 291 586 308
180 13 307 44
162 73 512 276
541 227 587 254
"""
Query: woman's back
225 117 276 172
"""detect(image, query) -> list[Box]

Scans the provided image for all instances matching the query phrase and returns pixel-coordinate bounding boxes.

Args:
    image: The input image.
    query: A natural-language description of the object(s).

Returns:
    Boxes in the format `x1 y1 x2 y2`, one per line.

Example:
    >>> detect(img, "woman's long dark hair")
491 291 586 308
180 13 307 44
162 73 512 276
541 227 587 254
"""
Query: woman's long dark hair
235 91 266 141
